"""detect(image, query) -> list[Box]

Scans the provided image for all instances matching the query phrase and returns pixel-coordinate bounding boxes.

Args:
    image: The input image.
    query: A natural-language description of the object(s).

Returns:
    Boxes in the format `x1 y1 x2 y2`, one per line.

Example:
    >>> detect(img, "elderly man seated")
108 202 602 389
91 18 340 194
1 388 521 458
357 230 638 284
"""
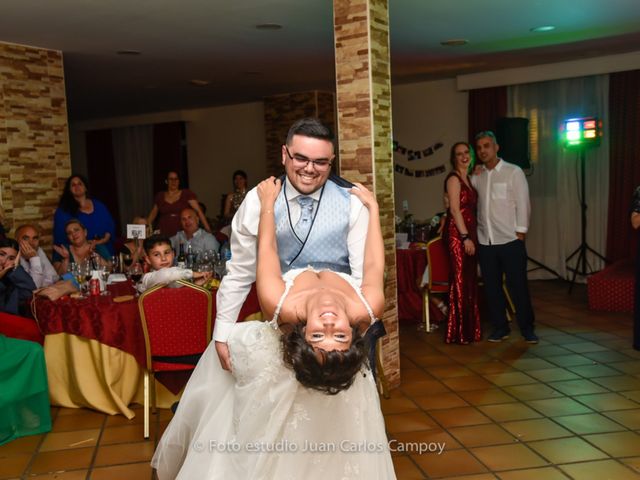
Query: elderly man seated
0 238 36 316
15 224 59 288
171 207 220 257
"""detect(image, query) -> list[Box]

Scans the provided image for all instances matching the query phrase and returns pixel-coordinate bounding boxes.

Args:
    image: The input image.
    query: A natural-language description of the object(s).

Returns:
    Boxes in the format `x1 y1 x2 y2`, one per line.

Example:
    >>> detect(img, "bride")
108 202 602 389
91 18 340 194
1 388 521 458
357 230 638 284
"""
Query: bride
152 179 396 479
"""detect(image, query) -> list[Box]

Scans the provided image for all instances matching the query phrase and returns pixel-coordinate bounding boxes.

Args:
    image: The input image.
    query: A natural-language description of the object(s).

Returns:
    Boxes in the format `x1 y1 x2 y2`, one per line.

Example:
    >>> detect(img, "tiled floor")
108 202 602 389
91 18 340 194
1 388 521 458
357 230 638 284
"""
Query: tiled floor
1 280 639 479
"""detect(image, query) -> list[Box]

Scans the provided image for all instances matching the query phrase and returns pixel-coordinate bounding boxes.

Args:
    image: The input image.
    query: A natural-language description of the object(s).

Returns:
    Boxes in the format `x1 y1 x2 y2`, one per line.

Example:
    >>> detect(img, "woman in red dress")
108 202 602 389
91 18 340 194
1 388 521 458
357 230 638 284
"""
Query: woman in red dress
443 142 481 344
147 171 211 237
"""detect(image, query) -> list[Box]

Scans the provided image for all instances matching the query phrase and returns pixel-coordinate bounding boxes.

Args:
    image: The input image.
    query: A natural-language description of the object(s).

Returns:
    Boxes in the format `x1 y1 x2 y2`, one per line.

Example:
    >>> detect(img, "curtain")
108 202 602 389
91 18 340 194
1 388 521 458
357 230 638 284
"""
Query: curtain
607 70 640 262
86 129 121 233
508 75 610 281
111 126 154 228
153 122 188 194
468 86 507 141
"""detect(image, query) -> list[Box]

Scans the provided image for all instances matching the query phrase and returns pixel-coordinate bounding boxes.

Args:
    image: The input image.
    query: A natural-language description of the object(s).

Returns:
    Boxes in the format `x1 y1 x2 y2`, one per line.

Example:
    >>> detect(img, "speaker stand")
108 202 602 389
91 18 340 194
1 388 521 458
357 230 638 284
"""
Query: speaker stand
565 148 608 293
527 256 561 279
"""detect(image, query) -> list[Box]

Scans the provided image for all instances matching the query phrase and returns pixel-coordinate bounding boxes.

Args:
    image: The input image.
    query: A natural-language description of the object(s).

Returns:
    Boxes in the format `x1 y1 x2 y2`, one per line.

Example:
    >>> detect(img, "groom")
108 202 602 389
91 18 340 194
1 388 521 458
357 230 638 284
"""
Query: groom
214 118 370 370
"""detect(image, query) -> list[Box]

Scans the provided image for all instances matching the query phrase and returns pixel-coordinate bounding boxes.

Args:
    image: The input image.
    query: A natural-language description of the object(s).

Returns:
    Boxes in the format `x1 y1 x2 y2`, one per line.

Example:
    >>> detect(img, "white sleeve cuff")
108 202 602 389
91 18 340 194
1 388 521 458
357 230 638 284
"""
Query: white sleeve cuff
515 226 528 233
213 321 234 343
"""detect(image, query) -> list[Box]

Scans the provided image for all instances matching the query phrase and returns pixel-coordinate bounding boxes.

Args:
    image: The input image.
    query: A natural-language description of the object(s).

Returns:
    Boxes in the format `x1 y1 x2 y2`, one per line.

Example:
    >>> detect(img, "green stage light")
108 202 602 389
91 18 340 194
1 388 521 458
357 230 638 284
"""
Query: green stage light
561 116 602 148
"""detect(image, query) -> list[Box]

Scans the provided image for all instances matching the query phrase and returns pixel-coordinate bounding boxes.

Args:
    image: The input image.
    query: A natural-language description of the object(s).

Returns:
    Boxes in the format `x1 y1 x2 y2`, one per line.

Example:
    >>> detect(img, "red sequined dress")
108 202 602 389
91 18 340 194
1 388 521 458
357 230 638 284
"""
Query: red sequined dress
443 173 481 344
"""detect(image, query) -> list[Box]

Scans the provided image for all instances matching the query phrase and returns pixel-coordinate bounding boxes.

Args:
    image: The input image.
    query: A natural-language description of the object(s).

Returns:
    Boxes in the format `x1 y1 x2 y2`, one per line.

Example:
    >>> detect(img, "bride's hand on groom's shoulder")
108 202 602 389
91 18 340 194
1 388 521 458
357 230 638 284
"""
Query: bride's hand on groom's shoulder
350 182 378 211
257 176 281 208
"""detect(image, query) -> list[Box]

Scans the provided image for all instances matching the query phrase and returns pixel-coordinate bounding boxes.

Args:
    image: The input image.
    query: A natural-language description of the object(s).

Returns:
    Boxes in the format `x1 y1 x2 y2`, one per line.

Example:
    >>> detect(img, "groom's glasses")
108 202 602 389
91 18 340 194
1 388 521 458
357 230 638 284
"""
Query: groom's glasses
285 146 333 172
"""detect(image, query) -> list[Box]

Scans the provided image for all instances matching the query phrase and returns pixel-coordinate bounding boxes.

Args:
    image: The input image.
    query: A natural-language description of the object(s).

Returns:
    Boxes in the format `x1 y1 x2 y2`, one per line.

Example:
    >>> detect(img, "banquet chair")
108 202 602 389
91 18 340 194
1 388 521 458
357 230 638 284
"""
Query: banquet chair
423 237 450 332
138 280 213 438
422 236 515 332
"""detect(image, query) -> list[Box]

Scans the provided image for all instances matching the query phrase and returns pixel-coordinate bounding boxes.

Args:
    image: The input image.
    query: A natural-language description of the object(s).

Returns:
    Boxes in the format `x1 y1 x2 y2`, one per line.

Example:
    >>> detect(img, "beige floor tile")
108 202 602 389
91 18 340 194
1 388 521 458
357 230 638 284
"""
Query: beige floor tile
0 453 31 479
100 424 153 445
603 409 640 430
470 444 548 471
583 431 640 457
502 384 564 401
483 372 538 387
412 392 469 410
428 365 475 379
497 466 570 479
93 442 156 467
567 363 626 378
391 429 461 451
526 397 593 417
429 406 492 428
527 437 609 464
380 395 419 415
400 380 450 397
563 342 610 354
620 456 640 474
51 410 105 432
509 358 558 371
524 368 580 382
552 412 626 435
592 375 640 392
39 429 100 452
411 448 488 478
478 403 543 422
501 418 572 441
457 389 517 406
29 447 94 475
401 368 435 382
528 345 572 356
0 434 42 457
444 475 498 480
391 456 426 480
575 392 640 411
442 375 494 392
27 470 89 479
411 354 457 368
90 461 153 480
547 379 608 396
468 361 514 375
545 354 594 367
609 361 640 375
448 424 516 447
384 412 439 434
559 459 640 480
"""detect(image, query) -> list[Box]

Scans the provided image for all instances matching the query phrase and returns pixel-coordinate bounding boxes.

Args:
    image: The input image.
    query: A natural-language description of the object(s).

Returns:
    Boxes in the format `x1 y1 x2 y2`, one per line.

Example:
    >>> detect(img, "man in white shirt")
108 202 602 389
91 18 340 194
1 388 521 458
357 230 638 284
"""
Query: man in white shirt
15 224 59 288
472 131 537 344
214 118 370 370
170 208 220 255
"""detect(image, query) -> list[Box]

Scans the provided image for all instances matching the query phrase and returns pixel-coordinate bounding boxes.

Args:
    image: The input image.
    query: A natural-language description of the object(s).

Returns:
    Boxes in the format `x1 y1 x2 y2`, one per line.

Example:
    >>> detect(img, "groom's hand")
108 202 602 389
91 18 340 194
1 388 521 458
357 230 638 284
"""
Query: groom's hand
215 341 232 371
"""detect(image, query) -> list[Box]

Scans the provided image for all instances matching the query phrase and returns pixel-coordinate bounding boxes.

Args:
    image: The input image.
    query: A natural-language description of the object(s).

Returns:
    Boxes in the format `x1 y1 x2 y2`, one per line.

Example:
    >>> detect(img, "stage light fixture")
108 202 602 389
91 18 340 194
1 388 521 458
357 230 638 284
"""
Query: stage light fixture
561 116 602 148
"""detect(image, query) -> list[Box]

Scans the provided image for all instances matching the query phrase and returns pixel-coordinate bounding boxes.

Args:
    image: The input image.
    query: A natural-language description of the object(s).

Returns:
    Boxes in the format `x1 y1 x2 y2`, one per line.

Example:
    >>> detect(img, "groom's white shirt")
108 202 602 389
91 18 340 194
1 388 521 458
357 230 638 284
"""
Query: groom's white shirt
213 179 369 343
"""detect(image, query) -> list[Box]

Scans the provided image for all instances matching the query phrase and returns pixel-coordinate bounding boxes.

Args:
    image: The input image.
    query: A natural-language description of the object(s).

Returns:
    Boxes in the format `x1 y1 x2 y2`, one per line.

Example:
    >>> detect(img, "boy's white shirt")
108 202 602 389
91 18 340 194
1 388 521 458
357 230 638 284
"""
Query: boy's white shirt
139 266 193 292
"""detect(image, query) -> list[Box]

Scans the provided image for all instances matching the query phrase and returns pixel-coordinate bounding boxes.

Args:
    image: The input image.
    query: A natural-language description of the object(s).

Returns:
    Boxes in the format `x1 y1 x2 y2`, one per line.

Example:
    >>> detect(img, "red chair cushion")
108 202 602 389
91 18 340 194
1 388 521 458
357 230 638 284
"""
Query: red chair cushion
0 313 44 345
587 259 634 313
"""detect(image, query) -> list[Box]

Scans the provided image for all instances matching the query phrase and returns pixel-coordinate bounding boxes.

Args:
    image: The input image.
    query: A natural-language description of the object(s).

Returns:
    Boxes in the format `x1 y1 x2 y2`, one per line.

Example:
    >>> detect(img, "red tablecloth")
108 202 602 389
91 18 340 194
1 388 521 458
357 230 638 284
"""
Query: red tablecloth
396 248 427 323
32 283 262 367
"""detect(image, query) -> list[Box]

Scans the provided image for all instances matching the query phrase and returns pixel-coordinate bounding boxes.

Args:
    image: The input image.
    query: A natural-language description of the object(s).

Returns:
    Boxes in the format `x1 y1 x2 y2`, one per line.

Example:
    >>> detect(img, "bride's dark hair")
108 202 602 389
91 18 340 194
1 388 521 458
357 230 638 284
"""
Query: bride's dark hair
281 324 367 395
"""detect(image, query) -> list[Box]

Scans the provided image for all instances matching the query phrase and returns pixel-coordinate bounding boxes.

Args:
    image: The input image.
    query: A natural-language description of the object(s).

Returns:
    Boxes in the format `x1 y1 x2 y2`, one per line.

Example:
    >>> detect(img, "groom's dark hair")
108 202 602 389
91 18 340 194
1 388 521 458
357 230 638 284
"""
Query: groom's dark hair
281 324 367 395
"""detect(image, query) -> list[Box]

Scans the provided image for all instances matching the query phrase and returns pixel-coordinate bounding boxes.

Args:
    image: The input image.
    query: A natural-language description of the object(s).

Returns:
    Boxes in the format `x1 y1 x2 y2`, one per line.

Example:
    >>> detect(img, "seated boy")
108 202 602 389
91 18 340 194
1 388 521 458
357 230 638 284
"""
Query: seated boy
140 234 211 293
0 238 37 316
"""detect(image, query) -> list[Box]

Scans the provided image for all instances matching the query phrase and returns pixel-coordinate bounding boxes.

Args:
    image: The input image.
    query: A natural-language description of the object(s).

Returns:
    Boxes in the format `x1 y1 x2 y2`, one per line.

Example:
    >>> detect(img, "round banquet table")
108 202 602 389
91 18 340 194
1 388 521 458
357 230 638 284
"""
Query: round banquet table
32 283 262 418
396 248 428 323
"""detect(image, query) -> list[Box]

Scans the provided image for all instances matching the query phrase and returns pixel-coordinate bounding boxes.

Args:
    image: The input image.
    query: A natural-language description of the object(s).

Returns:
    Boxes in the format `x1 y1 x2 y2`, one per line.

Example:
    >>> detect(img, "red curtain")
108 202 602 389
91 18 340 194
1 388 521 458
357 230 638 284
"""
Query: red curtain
86 129 121 234
152 122 188 194
467 86 507 142
606 70 640 262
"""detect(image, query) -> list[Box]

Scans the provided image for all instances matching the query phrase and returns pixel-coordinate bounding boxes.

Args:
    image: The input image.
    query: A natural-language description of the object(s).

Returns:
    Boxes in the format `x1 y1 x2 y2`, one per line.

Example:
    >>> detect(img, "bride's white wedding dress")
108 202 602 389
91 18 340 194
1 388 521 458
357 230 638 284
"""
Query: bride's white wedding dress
152 269 396 479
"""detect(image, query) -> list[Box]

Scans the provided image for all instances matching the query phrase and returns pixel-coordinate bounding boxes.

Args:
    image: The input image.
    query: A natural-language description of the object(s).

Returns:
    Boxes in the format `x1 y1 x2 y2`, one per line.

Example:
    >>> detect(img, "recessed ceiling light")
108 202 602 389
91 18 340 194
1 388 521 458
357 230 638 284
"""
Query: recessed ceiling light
440 39 468 47
530 25 555 33
189 79 211 86
255 23 283 30
116 50 141 56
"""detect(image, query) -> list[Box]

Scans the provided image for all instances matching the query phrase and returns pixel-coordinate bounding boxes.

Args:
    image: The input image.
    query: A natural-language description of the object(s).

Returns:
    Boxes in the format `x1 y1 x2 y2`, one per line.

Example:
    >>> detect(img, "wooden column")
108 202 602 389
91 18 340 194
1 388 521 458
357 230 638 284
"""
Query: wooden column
334 0 399 387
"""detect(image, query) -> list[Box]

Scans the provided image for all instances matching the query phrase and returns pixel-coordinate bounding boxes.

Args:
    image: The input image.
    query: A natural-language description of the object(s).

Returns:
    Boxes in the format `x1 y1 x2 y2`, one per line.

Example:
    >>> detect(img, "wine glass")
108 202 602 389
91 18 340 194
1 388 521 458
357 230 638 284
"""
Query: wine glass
129 263 144 293
122 253 133 271
110 255 120 274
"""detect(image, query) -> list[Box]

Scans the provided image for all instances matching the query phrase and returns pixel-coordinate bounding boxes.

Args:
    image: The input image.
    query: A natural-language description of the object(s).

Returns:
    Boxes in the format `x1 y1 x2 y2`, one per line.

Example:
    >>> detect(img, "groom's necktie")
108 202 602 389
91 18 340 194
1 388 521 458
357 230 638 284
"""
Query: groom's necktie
294 196 315 240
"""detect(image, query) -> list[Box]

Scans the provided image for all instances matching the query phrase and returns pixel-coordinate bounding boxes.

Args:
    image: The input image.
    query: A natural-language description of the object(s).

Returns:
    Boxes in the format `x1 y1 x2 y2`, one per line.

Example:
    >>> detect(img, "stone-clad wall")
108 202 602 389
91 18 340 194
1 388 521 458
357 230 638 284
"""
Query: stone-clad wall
263 91 336 177
334 0 399 387
0 42 71 248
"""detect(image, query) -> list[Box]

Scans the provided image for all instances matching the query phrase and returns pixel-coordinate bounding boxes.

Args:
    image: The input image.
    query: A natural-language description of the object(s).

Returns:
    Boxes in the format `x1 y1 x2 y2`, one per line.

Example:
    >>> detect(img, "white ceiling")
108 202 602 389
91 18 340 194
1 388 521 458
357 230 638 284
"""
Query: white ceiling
2 0 640 121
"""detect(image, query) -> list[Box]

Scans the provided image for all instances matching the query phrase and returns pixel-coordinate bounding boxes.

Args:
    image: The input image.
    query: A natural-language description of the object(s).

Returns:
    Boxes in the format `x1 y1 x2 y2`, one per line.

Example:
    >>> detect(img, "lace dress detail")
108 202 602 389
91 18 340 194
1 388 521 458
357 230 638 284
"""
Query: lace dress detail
272 267 378 326
152 283 395 479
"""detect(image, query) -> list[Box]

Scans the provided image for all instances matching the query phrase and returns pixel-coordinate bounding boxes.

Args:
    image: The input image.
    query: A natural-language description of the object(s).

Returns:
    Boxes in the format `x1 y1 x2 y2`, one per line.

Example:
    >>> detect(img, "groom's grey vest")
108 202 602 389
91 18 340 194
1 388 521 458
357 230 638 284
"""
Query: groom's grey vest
274 176 351 274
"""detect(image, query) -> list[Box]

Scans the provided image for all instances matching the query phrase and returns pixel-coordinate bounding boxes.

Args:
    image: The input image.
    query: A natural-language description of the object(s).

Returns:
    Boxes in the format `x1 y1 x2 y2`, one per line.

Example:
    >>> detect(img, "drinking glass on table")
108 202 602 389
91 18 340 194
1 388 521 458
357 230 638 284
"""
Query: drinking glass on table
110 255 120 274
